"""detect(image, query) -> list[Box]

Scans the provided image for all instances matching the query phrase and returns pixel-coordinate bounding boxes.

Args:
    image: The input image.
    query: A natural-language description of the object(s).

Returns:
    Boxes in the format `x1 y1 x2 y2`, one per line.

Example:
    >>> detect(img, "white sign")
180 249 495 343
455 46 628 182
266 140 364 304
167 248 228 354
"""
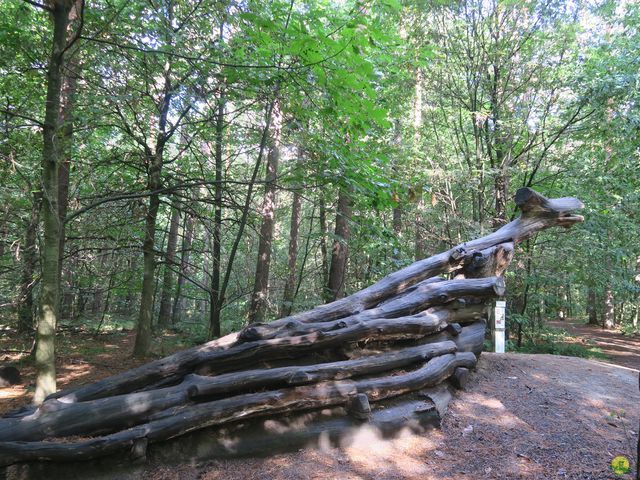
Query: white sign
495 301 506 330
494 329 505 353
494 301 506 353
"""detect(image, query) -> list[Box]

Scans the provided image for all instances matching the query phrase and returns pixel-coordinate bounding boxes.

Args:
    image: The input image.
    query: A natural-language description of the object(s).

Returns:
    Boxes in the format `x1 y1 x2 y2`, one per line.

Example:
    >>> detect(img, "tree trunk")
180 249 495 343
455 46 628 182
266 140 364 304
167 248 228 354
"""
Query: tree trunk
415 189 425 260
172 214 194 324
413 69 425 261
91 250 107 315
200 10 231 336
587 288 598 325
18 193 40 333
279 149 303 319
319 195 330 298
326 186 352 302
557 285 566 320
602 286 614 329
208 88 226 338
33 1 71 405
248 100 282 324
392 204 402 259
54 0 82 323
133 81 172 356
158 204 180 328
492 173 508 228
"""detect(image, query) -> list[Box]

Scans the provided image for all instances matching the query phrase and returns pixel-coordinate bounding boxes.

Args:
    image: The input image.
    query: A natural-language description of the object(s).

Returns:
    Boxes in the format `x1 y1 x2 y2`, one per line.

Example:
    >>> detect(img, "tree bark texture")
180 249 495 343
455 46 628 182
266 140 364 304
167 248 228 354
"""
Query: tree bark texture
279 148 303 319
172 214 194 324
208 77 226 337
18 193 40 333
326 186 352 302
34 0 72 405
603 286 614 329
158 205 180 328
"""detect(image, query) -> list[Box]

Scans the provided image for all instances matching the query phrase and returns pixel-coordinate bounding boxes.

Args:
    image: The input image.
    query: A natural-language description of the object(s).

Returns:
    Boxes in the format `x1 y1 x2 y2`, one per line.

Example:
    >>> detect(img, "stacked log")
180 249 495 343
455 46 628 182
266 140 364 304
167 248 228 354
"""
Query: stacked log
0 188 583 468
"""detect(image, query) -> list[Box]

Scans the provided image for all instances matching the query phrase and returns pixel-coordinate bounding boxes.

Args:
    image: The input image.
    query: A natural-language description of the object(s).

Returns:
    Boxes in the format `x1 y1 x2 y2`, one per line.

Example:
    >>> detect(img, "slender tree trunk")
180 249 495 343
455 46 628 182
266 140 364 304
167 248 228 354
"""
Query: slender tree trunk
391 120 402 262
172 214 193 324
213 95 279 338
414 190 425 260
326 186 352 302
557 285 566 320
133 82 172 356
602 286 614 329
493 173 508 228
294 205 315 301
412 68 424 261
57 0 81 315
279 149 303 319
0 207 7 259
132 0 179 355
134 149 164 356
34 0 71 405
209 89 226 338
318 195 329 296
203 224 211 296
18 194 40 333
392 205 402 257
249 100 282 324
587 288 598 325
92 250 107 314
157 204 180 327
633 257 640 328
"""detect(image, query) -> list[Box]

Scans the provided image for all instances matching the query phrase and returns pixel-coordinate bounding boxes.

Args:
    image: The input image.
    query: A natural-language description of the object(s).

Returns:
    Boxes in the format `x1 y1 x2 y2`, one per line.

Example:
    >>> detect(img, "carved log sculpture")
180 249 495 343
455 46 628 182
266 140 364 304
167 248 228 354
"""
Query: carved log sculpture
0 188 583 468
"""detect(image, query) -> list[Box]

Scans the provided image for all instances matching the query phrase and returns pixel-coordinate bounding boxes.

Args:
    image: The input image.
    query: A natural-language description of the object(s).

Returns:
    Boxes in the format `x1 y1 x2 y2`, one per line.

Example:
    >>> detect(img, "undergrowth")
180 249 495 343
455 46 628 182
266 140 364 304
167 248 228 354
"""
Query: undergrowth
507 325 608 360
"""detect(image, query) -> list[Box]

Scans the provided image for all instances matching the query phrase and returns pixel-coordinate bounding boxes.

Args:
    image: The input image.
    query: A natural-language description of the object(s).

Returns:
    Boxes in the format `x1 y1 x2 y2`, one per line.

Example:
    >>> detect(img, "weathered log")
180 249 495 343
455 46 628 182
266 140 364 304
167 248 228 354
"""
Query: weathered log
7 395 441 479
33 278 496 410
40 278 499 409
240 277 504 342
515 187 584 218
192 311 463 374
420 383 454 417
241 301 486 343
449 367 470 390
423 320 487 357
189 341 458 398
0 342 459 443
35 188 580 407
460 242 514 278
0 352 476 466
373 276 446 307
347 393 371 420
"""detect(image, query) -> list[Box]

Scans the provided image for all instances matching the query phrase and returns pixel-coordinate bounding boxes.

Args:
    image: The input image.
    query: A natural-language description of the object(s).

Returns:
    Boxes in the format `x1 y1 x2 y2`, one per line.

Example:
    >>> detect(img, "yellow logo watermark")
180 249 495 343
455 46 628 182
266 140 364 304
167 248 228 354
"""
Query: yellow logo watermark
611 455 630 475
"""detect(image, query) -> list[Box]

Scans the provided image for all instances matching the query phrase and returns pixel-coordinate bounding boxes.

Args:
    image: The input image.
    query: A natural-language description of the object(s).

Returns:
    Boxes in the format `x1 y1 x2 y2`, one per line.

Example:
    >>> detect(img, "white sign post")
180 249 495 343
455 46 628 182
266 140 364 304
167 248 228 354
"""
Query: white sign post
494 300 506 353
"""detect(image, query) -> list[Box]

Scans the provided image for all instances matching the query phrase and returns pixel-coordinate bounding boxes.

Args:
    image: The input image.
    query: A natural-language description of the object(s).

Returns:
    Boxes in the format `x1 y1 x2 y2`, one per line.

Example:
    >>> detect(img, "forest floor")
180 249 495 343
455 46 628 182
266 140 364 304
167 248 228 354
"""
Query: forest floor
547 319 640 371
1 325 639 479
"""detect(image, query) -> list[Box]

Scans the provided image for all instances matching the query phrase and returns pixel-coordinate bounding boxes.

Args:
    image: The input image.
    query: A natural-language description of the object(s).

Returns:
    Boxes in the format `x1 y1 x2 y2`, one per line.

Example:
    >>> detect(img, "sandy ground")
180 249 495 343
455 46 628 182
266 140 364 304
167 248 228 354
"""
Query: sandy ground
548 320 640 371
142 353 639 480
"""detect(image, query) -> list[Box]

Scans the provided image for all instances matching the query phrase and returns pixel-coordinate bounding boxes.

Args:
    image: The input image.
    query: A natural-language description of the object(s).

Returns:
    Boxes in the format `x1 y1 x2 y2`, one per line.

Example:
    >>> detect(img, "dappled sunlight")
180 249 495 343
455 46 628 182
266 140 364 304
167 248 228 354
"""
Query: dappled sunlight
0 384 28 403
341 425 434 477
57 361 96 385
124 392 154 414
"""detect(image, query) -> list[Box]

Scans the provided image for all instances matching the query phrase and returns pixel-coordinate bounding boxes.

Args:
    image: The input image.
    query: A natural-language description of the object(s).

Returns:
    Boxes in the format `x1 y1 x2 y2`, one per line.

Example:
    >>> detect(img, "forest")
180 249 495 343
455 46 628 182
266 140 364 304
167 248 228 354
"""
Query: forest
0 0 639 419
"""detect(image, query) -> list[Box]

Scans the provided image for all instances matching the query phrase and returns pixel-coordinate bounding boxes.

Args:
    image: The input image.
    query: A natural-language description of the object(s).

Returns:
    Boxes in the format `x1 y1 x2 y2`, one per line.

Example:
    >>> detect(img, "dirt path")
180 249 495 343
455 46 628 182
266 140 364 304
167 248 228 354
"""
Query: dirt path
548 320 640 371
142 353 639 480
